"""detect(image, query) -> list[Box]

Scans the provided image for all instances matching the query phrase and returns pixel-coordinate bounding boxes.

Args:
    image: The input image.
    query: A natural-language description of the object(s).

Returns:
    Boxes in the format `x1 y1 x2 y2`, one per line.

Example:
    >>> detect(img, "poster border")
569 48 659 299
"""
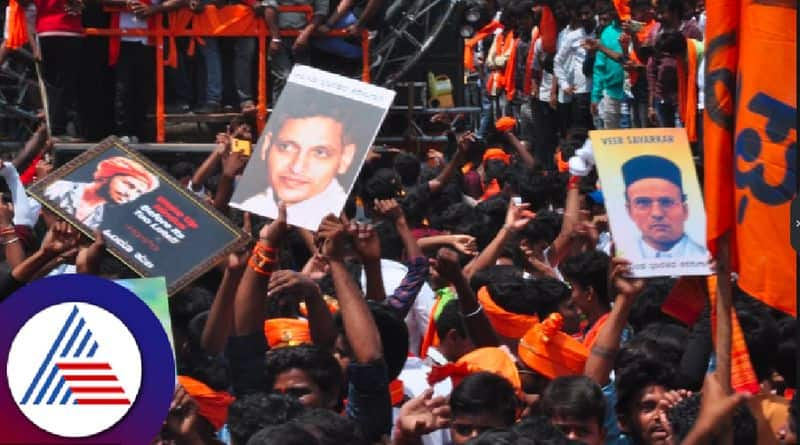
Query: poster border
28 136 252 295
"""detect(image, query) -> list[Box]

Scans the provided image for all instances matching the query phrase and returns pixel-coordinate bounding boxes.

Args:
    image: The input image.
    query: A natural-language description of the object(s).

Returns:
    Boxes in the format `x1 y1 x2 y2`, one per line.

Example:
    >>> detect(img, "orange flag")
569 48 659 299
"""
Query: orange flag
704 0 797 316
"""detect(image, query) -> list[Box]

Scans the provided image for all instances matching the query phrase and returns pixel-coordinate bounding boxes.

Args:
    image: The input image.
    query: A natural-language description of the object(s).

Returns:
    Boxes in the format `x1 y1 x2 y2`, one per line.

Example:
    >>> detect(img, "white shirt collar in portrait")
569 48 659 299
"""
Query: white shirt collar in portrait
637 234 708 259
233 180 347 230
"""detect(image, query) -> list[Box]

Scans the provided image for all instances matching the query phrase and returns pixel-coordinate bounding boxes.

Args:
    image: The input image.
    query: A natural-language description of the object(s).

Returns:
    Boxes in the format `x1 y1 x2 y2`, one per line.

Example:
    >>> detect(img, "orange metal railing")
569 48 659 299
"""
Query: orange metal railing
83 5 371 142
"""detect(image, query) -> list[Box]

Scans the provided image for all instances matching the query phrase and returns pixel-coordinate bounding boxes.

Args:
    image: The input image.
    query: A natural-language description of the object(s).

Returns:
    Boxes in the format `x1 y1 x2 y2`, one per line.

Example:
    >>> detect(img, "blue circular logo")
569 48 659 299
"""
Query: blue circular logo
0 274 174 444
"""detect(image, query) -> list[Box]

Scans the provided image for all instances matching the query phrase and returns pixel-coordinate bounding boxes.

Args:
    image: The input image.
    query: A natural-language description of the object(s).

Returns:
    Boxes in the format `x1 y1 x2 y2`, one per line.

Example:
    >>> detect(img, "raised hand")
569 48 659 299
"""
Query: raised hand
259 202 287 247
430 247 464 285
449 234 478 257
373 198 404 221
41 221 80 257
504 198 533 233
268 269 320 297
317 214 348 261
348 221 381 262
76 229 106 274
610 257 645 299
396 389 452 439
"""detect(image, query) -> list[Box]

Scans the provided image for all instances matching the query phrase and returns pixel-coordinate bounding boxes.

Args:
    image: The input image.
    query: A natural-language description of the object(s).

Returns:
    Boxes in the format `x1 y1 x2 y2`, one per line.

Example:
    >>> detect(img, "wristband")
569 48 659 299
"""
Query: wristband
568 175 581 190
3 237 19 246
462 304 484 318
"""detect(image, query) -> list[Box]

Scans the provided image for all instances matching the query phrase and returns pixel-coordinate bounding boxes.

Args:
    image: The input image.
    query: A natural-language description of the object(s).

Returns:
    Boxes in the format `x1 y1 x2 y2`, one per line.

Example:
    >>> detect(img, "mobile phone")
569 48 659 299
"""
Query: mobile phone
512 196 522 206
232 138 252 157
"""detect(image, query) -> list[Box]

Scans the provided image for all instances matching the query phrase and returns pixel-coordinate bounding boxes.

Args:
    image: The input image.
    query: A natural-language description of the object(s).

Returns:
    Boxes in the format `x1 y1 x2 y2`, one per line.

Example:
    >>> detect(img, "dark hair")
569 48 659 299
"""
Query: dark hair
361 168 402 203
336 302 409 381
467 429 539 445
530 278 572 319
514 415 575 445
541 376 606 427
246 424 319 445
430 202 477 231
655 29 688 56
374 219 403 261
169 161 197 181
264 345 343 403
627 323 689 365
400 185 431 228
228 393 305 445
292 408 366 445
734 292 780 382
470 266 540 316
614 355 677 420
560 251 611 306
790 391 799 434
475 195 510 235
667 393 756 445
436 299 468 339
179 311 231 390
628 278 681 331
170 286 215 332
393 152 421 187
775 317 797 388
520 211 562 246
450 372 519 426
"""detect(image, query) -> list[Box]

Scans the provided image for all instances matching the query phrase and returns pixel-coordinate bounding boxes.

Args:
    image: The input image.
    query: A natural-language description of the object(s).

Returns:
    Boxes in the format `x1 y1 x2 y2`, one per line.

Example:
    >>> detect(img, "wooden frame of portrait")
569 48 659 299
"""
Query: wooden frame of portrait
28 136 251 295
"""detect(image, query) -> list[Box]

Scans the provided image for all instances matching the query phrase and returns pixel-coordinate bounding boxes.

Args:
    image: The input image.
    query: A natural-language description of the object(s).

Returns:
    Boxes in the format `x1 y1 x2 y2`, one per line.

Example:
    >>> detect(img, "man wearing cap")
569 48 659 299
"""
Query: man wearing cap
622 154 706 259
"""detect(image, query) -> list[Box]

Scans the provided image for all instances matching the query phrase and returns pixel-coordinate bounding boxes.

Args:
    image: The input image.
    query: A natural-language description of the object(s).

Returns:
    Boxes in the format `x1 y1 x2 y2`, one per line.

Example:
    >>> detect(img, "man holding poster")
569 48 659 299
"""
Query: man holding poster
230 65 395 230
622 154 707 259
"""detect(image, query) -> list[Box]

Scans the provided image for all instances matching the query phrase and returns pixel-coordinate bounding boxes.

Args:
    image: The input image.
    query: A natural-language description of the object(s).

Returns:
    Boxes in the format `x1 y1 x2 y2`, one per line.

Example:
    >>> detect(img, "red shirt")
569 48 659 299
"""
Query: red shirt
34 0 83 34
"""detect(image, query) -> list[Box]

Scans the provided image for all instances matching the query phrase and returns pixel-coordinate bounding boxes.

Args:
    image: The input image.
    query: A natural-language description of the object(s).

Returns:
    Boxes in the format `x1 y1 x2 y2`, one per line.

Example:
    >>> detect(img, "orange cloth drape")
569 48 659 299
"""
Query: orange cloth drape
704 0 796 316
523 27 540 96
177 375 235 431
539 6 557 55
6 0 29 50
677 39 699 142
163 5 260 68
486 31 516 95
464 20 503 72
612 0 631 22
503 34 520 100
581 312 610 350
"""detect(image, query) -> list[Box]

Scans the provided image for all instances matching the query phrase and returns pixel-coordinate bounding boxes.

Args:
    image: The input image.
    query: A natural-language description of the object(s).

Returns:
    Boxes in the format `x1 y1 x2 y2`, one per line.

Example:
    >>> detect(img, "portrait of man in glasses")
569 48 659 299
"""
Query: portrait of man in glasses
622 154 707 259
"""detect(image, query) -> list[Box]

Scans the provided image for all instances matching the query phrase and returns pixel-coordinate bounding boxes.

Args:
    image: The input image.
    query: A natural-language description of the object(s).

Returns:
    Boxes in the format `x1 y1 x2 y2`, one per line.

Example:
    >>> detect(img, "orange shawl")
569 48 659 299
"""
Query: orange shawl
464 20 503 72
177 375 235 431
5 0 28 50
677 38 699 142
523 27 541 96
477 286 539 339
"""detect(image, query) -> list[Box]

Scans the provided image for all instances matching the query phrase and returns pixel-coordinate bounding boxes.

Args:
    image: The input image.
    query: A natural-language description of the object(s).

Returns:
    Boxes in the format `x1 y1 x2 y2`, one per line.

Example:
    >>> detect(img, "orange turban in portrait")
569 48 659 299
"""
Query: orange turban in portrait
94 156 159 192
177 375 235 431
427 346 521 391
517 313 589 380
477 286 539 340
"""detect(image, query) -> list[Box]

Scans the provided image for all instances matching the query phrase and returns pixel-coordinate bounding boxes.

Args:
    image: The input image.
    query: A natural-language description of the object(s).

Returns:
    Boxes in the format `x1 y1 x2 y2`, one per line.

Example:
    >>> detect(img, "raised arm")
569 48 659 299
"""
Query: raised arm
12 125 48 173
503 131 535 169
213 151 248 213
427 131 469 195
432 247 499 348
201 252 246 355
268 269 337 352
463 198 532 279
189 136 226 194
233 204 286 336
584 258 644 386
319 214 383 364
348 219 385 302
545 179 581 267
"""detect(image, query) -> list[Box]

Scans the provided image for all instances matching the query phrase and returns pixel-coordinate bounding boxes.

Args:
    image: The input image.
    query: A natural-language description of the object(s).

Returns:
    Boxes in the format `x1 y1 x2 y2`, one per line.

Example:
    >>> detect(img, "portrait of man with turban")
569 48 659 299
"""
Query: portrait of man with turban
44 156 160 229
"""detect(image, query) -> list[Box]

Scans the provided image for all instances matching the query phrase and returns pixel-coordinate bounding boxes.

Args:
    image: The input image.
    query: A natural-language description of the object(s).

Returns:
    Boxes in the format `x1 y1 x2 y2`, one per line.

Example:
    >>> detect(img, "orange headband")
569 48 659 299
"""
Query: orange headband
483 148 511 165
427 347 521 391
517 313 589 380
477 286 539 339
495 116 517 133
264 318 311 348
177 375 235 431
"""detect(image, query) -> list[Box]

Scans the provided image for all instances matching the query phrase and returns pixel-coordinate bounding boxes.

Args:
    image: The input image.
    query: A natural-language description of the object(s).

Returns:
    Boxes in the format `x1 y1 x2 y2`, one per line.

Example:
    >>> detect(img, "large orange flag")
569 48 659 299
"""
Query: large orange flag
704 0 797 317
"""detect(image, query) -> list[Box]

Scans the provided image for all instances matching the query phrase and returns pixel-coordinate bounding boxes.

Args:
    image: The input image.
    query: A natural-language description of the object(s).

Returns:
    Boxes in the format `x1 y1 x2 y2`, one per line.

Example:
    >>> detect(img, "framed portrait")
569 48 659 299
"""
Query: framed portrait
28 137 251 294
590 128 711 277
230 65 396 231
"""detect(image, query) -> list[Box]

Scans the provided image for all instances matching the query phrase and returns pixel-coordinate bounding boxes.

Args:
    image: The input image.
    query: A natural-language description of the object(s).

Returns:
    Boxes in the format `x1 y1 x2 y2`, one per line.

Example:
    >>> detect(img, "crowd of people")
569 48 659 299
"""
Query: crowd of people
0 0 797 444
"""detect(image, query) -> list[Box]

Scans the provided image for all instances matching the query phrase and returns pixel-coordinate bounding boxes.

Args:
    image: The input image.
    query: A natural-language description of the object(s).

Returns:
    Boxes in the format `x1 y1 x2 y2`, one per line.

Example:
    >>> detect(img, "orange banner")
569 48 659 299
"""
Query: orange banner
704 0 797 316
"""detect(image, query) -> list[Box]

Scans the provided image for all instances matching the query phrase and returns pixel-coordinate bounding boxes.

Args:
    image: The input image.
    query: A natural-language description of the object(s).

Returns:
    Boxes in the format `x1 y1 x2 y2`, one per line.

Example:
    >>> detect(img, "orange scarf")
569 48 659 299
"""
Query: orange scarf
539 6 557 54
581 312 610 350
613 0 631 22
486 31 516 95
677 38 699 142
464 20 503 72
6 0 28 50
428 347 522 391
177 375 235 431
523 27 541 96
108 1 157 66
503 33 520 100
477 286 539 339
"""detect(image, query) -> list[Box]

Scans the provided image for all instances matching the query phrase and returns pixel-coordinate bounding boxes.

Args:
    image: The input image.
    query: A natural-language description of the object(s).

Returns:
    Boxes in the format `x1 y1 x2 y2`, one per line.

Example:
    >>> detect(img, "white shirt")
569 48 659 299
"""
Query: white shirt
533 39 555 102
553 26 591 96
697 55 705 110
392 355 452 445
554 26 576 103
232 180 347 231
637 234 708 259
120 1 160 44
360 259 436 356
